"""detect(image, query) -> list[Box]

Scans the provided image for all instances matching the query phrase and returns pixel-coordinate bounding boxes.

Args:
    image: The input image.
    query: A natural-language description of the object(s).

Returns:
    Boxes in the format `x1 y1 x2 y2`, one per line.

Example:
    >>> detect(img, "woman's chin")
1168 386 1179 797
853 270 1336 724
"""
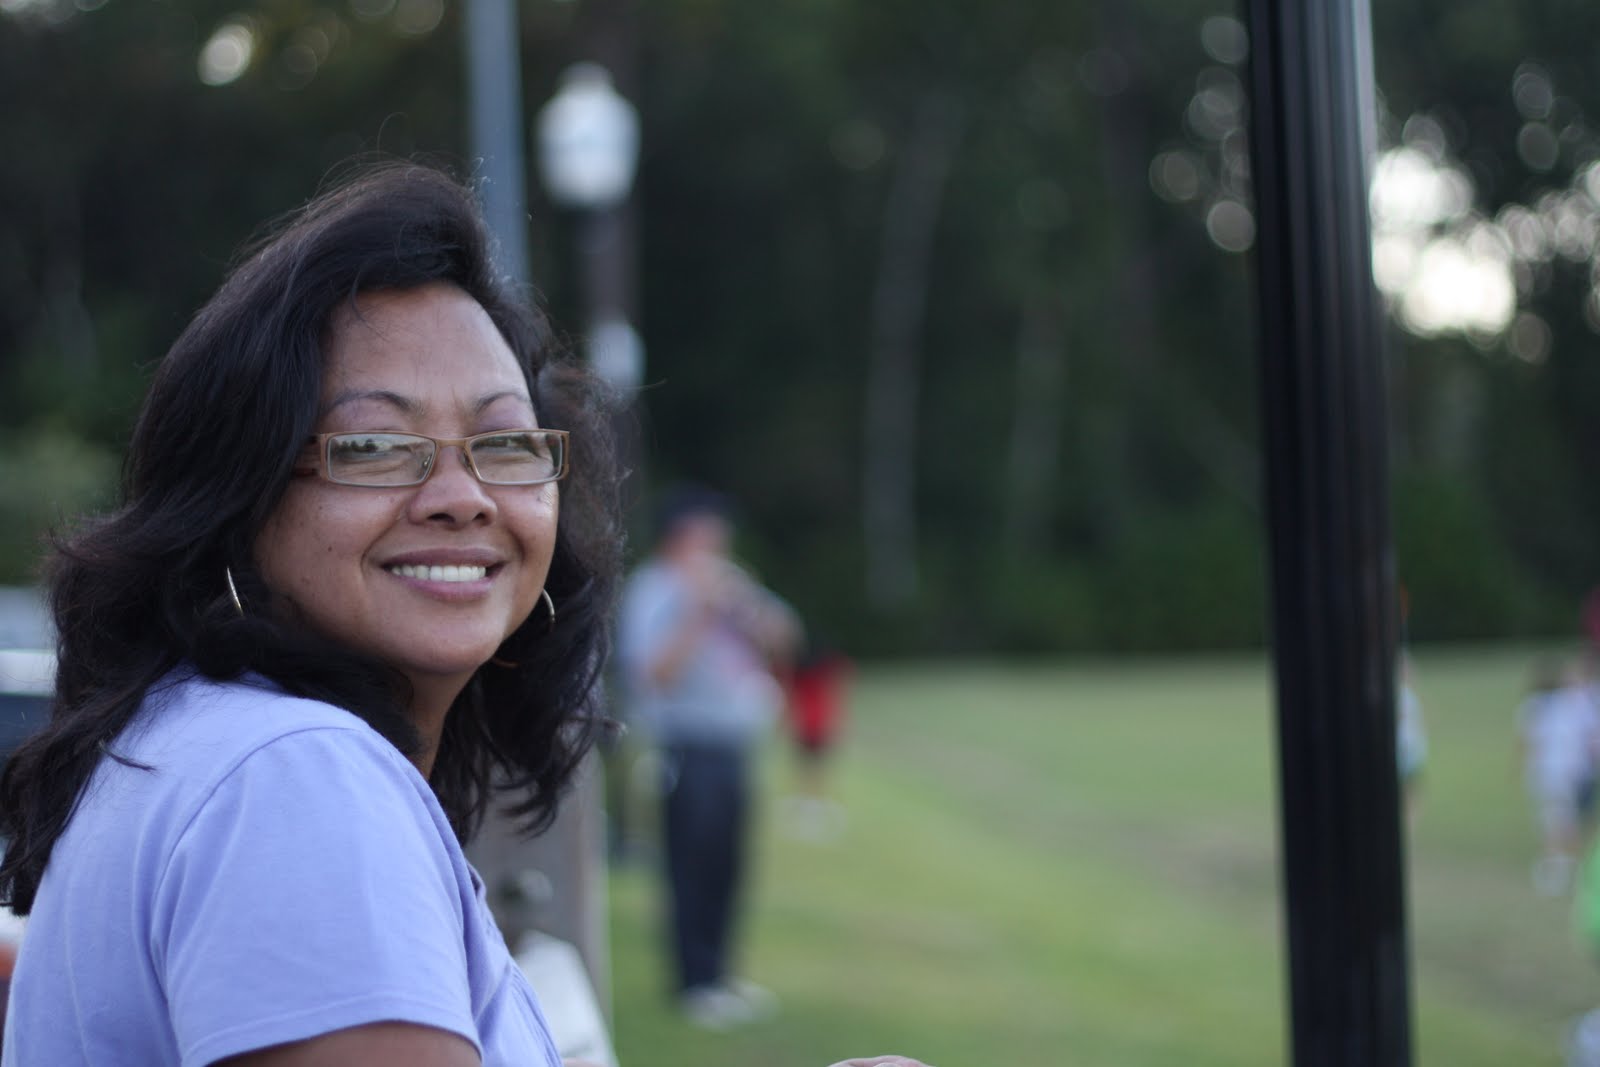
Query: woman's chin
388 648 501 690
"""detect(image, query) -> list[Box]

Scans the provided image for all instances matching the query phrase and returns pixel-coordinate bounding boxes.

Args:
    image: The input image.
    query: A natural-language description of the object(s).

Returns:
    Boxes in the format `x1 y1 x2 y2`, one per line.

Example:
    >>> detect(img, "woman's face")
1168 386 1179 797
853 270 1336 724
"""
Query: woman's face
255 282 559 701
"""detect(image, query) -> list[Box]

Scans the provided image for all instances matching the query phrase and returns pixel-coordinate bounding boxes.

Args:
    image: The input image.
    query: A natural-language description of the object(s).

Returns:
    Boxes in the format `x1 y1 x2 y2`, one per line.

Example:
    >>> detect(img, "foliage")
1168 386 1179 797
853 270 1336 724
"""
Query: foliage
1392 464 1567 640
0 429 118 584
0 0 1595 651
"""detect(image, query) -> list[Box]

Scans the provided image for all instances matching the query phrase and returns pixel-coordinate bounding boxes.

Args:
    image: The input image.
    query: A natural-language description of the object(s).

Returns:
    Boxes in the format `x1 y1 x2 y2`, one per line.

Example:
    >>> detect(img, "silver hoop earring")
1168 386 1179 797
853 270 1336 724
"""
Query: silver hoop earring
224 566 245 618
489 590 556 670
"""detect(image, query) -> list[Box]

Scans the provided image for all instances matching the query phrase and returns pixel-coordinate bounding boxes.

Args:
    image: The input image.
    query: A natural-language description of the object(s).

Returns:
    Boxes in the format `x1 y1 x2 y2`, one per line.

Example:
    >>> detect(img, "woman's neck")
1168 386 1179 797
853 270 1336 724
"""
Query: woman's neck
404 672 470 779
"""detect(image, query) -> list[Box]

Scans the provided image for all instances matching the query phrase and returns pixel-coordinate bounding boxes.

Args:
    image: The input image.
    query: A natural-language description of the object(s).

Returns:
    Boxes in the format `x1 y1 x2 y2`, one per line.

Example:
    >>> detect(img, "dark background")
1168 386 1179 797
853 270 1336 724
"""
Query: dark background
2 0 1596 656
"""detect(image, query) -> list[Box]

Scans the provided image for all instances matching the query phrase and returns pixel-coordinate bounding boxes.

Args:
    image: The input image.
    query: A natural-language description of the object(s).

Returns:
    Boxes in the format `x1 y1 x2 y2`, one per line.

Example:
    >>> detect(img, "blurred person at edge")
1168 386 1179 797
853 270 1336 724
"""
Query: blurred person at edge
1396 653 1428 825
0 163 930 1067
1585 587 1600 654
1517 655 1600 898
617 486 801 1030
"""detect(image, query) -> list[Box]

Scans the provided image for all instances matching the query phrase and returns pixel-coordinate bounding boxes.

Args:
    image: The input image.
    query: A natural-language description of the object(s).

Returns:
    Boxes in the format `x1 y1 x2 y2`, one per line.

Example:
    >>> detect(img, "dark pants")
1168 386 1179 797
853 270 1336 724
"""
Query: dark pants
662 742 749 992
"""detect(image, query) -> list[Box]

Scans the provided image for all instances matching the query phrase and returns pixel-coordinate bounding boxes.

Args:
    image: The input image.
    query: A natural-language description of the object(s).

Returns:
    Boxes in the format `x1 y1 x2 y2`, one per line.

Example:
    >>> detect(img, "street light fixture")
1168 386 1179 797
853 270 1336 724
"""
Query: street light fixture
537 63 643 394
537 63 639 211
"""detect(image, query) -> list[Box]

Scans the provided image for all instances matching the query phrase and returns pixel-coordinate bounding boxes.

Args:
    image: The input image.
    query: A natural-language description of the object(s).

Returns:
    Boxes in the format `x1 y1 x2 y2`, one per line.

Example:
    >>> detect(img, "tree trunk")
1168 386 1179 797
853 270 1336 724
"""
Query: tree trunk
862 91 966 610
1003 292 1067 555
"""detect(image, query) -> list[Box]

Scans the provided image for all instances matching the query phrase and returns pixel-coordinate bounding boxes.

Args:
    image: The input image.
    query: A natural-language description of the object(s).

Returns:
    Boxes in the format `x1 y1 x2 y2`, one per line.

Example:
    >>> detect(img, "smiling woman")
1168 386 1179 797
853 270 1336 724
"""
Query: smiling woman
0 162 624 1066
0 161 935 1067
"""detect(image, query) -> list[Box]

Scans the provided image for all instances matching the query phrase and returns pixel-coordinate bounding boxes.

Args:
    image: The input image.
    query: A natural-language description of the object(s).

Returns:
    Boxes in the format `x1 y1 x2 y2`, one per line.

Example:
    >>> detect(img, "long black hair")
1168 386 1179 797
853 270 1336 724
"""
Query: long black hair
0 161 623 915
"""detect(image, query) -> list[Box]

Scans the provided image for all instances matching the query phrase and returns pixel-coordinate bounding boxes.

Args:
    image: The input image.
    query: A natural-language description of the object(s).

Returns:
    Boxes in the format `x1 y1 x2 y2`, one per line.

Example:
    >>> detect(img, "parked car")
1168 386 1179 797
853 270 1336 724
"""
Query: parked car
0 648 50 764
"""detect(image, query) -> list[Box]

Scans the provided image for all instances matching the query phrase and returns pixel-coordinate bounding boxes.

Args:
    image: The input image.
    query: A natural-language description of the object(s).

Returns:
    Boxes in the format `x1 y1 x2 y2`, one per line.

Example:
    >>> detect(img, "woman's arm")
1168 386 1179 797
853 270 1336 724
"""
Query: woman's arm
216 1022 480 1067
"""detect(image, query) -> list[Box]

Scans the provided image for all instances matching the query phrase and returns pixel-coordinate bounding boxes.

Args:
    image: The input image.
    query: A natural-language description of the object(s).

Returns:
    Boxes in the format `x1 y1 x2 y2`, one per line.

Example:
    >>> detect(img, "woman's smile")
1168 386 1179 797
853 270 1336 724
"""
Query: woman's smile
386 563 492 583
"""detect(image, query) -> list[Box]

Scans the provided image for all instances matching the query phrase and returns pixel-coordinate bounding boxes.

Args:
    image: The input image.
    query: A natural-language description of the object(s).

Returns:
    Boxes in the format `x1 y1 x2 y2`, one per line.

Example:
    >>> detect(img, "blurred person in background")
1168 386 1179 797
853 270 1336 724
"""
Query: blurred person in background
617 485 800 1030
781 637 852 841
0 163 935 1067
1396 653 1428 825
1585 587 1600 655
1395 585 1427 824
1517 655 1600 897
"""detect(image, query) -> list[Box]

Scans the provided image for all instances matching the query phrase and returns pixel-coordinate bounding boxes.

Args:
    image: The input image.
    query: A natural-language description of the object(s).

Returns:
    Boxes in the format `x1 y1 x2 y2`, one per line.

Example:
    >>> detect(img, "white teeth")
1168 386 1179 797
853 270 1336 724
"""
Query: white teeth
388 564 488 582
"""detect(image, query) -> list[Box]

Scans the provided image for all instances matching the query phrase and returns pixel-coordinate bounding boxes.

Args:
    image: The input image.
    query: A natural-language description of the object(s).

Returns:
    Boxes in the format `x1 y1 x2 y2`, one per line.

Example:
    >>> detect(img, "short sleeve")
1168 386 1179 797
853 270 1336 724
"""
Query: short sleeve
151 727 478 1067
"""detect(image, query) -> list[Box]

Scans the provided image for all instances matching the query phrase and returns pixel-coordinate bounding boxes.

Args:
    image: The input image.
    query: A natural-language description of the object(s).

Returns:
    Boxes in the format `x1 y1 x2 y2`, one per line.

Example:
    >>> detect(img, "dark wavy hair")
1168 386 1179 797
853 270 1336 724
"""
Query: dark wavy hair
0 161 623 915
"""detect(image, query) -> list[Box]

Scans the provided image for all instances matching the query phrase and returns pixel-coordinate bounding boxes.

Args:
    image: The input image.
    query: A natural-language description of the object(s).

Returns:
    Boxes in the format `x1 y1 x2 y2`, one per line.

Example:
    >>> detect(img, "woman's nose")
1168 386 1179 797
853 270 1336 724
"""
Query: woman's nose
407 444 498 525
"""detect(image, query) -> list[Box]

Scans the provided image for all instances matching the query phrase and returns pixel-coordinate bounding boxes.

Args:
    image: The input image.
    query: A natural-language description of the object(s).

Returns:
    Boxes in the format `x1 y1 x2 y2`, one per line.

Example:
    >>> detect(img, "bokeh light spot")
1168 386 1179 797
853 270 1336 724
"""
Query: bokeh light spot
198 19 257 87
275 42 319 90
1513 64 1554 121
393 0 442 36
1371 234 1419 295
0 0 57 18
1507 311 1551 363
1397 235 1515 337
1400 113 1448 160
1496 204 1550 263
1200 15 1248 66
1370 147 1472 229
1517 123 1560 172
1581 161 1600 205
1185 69 1245 143
349 0 394 21
1149 150 1202 203
1205 198 1254 253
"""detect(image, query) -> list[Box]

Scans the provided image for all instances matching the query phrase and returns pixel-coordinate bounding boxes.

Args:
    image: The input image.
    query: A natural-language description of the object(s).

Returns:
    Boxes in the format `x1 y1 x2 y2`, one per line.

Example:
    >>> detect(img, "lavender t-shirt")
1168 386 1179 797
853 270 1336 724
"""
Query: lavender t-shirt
3 669 561 1067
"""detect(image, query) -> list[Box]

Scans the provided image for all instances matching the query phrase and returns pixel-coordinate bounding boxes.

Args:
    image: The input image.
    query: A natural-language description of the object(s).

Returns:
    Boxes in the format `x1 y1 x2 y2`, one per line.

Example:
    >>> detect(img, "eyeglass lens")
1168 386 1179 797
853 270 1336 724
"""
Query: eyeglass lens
326 432 562 486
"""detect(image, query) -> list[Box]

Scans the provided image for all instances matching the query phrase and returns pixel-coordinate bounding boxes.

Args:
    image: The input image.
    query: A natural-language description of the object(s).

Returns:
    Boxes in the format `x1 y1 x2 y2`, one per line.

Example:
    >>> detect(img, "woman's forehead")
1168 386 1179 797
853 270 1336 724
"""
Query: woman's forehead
319 386 534 420
320 284 532 412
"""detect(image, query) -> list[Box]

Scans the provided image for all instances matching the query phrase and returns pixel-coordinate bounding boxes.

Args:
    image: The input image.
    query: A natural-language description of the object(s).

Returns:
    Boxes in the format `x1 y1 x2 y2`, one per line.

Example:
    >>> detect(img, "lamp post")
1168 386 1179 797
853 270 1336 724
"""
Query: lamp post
537 63 644 396
468 61 639 1024
459 17 621 1026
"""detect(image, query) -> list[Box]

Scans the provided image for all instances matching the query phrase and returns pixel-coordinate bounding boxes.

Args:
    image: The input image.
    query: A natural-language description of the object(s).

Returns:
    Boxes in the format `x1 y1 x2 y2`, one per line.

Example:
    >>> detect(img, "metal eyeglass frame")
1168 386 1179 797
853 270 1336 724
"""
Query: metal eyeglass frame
294 429 571 487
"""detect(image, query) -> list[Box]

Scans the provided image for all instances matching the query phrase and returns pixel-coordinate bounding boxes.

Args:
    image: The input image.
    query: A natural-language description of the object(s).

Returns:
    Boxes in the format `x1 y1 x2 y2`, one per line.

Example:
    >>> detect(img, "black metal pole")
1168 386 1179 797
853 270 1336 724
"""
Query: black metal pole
1243 0 1412 1064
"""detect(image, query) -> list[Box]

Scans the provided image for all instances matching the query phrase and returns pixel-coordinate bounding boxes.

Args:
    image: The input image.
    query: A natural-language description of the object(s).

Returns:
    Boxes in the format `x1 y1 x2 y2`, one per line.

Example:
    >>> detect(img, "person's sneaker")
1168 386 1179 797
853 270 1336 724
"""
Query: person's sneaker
782 796 848 842
720 977 779 1021
678 984 750 1031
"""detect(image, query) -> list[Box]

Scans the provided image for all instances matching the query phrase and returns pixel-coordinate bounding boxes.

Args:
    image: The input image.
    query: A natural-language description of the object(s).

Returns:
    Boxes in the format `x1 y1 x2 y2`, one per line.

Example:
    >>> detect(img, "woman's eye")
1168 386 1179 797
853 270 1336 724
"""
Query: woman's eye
334 436 395 458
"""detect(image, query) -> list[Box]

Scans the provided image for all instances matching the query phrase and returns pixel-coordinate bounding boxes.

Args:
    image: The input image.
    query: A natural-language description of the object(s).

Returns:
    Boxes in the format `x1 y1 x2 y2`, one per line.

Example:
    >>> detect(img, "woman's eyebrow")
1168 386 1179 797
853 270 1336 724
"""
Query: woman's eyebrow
474 389 534 414
320 389 531 417
321 389 418 417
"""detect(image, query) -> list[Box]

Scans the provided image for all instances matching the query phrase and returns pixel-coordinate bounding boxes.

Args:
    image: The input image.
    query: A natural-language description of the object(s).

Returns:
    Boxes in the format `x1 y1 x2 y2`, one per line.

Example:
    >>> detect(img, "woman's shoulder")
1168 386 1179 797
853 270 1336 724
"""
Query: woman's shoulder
136 668 389 752
69 671 447 885
106 668 422 812
49 671 443 931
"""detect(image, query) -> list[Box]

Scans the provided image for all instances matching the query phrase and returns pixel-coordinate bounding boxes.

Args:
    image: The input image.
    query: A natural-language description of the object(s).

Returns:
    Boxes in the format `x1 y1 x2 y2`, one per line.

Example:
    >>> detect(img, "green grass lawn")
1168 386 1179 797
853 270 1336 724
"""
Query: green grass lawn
604 645 1597 1066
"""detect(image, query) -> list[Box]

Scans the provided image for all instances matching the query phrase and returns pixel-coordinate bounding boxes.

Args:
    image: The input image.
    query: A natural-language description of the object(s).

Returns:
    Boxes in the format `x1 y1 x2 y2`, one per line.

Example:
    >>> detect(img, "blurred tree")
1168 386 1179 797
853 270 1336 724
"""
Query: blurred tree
1369 0 1600 634
0 0 1594 649
0 0 465 582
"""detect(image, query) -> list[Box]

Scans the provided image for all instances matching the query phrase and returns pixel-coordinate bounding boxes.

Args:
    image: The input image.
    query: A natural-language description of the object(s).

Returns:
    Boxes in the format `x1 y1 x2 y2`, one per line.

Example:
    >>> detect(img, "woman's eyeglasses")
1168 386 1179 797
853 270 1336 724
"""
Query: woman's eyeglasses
296 429 569 487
